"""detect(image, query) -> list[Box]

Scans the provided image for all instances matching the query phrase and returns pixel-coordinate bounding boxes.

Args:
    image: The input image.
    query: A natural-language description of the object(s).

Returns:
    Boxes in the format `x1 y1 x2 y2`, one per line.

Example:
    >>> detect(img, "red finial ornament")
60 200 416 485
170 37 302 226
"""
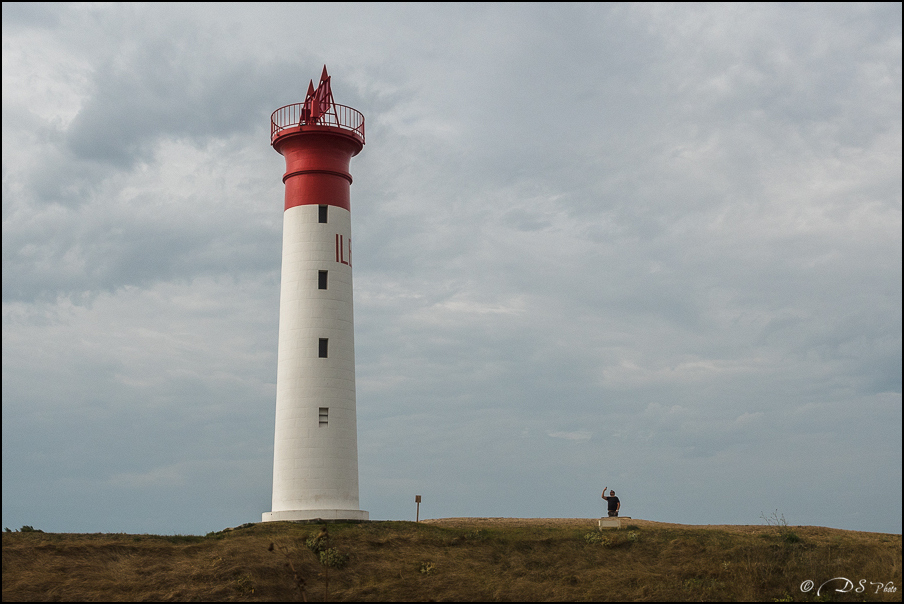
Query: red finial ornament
273 66 364 144
301 65 335 124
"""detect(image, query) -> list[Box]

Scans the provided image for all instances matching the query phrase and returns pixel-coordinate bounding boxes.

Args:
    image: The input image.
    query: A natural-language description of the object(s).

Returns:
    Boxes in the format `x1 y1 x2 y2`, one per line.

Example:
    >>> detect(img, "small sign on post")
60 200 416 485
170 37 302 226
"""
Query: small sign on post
415 495 421 522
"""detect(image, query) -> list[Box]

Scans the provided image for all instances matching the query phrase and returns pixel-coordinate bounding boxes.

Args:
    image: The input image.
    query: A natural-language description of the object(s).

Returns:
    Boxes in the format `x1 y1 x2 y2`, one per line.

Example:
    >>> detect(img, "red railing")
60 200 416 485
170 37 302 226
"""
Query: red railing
270 103 365 144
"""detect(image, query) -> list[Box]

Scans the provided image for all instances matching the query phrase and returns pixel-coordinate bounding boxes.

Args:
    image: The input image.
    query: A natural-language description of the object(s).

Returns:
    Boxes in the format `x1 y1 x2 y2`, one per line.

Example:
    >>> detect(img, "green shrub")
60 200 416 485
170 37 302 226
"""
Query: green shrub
319 547 349 569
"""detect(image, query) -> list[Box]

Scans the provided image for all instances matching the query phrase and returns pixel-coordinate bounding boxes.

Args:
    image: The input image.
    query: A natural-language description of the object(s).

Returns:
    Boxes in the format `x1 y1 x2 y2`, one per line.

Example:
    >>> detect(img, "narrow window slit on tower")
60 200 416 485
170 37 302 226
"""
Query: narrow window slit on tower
319 338 328 358
318 270 328 290
318 204 328 223
319 407 329 427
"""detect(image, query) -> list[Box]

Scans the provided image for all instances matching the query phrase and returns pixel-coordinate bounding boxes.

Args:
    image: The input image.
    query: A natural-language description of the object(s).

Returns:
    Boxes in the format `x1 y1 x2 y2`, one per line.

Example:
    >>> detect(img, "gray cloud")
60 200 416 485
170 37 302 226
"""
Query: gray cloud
3 3 900 535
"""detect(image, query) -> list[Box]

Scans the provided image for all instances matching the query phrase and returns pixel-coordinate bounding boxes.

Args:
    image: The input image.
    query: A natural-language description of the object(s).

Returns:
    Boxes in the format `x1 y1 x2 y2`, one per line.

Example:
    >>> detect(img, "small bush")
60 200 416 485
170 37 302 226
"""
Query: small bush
584 531 637 548
305 531 328 554
760 510 802 545
319 547 349 569
420 561 436 575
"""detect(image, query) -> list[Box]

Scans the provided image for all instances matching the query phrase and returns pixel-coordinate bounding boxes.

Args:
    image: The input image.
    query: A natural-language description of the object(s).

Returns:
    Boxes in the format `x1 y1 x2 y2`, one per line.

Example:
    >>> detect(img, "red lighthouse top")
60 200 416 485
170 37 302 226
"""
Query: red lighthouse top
270 67 364 212
270 66 365 148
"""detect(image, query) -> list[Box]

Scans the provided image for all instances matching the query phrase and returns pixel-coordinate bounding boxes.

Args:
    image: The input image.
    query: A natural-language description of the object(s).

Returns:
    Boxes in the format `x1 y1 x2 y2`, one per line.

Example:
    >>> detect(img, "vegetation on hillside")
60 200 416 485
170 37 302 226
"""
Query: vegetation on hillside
2 518 901 601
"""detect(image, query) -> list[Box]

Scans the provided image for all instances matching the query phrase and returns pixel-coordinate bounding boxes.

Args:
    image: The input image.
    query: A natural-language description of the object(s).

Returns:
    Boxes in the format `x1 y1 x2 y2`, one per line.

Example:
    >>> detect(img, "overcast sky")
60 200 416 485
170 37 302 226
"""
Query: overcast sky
3 3 901 536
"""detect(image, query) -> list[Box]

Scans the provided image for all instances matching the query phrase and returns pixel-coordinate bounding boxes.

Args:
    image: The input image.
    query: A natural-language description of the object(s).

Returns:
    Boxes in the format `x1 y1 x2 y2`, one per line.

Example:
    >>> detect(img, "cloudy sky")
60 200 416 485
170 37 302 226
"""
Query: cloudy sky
3 3 901 536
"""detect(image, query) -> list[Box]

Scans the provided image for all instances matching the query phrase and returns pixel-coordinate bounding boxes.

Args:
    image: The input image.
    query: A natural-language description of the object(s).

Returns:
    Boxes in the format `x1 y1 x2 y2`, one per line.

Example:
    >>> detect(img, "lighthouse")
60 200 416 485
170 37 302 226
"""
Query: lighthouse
262 67 368 522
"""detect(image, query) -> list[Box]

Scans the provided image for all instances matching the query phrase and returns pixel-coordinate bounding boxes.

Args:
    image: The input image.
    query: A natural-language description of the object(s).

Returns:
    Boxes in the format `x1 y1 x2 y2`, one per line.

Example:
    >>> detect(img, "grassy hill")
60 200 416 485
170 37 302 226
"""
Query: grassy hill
2 517 901 601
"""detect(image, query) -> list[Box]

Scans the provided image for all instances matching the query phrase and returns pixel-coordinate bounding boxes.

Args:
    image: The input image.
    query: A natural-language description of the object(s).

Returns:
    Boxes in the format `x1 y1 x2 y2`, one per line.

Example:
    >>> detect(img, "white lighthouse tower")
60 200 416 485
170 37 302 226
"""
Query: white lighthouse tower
262 67 368 522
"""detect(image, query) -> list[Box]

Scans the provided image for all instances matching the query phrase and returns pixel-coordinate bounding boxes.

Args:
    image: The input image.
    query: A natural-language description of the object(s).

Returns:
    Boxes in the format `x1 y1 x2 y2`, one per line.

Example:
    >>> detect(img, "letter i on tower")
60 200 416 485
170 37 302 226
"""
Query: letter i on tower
263 66 368 522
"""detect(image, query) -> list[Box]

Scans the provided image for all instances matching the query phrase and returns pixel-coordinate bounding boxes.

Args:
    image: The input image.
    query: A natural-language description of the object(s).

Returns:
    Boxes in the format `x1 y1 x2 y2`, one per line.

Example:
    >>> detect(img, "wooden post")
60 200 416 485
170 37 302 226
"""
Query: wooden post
415 495 421 522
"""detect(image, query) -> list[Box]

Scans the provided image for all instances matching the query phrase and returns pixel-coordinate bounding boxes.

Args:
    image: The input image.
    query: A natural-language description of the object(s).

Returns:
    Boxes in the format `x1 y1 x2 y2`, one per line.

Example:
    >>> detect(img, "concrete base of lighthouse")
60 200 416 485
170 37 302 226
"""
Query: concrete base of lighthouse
263 509 369 522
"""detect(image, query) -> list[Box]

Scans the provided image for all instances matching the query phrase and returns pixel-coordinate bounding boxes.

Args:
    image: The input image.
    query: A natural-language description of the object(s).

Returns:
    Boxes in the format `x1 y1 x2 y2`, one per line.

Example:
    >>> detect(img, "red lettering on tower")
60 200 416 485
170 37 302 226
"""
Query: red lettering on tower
335 234 351 267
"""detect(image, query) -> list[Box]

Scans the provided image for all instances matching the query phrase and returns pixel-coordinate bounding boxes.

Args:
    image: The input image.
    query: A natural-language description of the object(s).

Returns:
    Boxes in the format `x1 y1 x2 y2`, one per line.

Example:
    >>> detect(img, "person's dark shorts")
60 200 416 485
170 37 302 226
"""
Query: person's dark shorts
608 510 618 517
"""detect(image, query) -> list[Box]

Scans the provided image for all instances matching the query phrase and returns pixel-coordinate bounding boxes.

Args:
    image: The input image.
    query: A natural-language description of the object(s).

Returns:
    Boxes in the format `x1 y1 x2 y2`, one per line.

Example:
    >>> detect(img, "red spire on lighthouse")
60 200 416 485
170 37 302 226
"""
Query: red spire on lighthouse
271 66 365 145
311 65 334 122
300 65 335 124
301 80 315 124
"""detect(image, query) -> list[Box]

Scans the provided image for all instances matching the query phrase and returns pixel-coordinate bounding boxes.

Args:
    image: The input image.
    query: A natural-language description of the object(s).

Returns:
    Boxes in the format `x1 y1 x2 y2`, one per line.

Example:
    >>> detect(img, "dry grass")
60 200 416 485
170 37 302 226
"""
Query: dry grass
2 518 901 601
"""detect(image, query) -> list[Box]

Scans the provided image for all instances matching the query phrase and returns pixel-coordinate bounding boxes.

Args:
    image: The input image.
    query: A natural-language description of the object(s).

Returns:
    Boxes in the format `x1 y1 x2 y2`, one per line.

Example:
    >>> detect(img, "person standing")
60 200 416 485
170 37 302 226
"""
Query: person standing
601 487 620 517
